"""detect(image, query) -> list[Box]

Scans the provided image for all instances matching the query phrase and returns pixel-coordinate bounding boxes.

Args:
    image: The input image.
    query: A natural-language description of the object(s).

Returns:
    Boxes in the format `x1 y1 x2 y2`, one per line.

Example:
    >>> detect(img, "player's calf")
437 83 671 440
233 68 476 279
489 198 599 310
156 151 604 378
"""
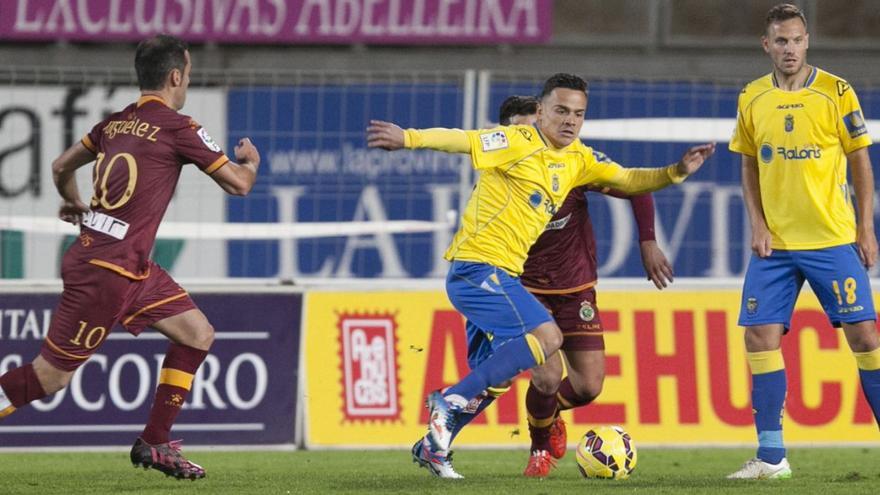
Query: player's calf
0 362 53 419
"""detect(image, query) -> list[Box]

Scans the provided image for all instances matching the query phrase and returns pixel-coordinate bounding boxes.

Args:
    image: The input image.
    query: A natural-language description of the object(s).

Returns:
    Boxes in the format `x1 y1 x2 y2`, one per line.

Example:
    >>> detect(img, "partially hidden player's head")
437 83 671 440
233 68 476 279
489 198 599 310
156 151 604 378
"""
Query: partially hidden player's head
499 95 538 126
762 3 809 77
536 73 588 149
135 34 192 111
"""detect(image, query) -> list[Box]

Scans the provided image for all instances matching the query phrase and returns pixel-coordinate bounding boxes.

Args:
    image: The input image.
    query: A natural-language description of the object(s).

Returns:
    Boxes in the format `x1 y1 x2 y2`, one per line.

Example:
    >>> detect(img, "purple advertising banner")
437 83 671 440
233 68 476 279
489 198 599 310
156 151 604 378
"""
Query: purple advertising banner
1 0 552 44
0 292 301 447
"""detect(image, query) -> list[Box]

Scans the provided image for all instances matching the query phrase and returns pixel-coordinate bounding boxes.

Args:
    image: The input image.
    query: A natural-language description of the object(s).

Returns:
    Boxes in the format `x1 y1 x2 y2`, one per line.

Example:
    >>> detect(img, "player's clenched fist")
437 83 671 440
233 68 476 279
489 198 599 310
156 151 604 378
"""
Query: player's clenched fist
234 137 260 167
58 199 89 225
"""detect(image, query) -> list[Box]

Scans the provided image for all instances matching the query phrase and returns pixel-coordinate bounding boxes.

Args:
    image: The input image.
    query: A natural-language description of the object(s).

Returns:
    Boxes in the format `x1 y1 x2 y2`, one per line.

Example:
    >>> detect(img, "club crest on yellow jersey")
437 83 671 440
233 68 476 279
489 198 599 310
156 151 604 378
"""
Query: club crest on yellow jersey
529 191 543 208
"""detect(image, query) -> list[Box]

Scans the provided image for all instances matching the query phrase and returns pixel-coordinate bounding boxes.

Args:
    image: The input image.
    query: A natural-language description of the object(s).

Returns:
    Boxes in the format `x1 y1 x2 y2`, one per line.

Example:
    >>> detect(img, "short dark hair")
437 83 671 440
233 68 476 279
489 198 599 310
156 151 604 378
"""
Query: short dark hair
498 95 538 125
765 3 807 32
135 34 189 91
539 73 588 100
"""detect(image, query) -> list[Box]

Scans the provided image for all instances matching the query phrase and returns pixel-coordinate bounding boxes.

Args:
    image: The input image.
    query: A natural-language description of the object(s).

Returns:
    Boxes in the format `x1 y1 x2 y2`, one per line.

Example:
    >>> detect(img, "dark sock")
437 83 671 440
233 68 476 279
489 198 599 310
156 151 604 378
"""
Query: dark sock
556 377 591 411
0 364 48 418
140 343 208 445
526 382 558 452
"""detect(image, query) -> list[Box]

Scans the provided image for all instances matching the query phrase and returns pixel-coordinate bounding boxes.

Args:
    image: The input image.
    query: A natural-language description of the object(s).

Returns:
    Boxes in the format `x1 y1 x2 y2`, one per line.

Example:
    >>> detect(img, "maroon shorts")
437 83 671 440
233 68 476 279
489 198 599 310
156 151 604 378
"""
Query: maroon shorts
41 258 196 371
532 286 604 351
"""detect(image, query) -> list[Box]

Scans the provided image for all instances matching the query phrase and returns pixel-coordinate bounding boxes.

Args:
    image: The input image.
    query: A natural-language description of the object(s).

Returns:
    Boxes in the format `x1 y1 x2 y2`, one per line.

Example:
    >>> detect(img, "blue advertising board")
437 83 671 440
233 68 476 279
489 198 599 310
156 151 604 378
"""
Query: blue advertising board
226 83 466 279
0 292 301 446
491 80 880 278
226 79 880 278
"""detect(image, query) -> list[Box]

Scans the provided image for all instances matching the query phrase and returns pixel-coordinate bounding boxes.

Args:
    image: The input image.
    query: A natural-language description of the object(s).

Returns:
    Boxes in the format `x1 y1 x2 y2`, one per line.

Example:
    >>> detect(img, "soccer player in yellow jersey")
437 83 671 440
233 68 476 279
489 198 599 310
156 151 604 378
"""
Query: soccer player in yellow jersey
368 73 715 478
728 3 880 480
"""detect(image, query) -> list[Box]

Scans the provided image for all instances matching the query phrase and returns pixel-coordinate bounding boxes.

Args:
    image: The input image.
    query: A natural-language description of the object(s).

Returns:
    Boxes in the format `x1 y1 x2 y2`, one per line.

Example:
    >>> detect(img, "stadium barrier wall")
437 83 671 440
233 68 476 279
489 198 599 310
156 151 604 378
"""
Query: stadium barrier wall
3 77 880 280
303 284 880 448
0 85 227 280
0 290 302 447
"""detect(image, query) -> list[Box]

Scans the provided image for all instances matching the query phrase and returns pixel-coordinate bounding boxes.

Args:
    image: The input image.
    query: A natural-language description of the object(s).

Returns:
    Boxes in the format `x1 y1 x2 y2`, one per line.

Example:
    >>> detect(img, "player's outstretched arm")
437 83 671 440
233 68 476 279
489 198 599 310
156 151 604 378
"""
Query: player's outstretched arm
52 141 96 224
210 138 261 196
849 147 878 267
595 142 716 195
367 120 471 153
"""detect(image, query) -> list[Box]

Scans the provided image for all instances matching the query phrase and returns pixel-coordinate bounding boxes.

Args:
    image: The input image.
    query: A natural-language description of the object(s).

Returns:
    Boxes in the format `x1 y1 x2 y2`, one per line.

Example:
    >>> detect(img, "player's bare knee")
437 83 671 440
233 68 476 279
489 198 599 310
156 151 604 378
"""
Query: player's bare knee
531 322 563 356
192 322 215 350
567 370 604 405
579 378 604 403
843 321 880 352
744 325 782 352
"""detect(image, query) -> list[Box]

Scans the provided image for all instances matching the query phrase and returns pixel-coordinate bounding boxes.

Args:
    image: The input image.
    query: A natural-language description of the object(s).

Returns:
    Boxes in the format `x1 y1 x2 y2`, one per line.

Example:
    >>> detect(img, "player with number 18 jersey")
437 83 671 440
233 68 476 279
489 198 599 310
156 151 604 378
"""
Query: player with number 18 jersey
731 67 875 328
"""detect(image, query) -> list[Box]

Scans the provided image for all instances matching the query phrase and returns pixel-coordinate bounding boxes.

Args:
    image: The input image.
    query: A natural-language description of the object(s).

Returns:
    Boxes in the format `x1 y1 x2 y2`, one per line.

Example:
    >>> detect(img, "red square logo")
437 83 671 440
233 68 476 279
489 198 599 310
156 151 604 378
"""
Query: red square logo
338 313 401 421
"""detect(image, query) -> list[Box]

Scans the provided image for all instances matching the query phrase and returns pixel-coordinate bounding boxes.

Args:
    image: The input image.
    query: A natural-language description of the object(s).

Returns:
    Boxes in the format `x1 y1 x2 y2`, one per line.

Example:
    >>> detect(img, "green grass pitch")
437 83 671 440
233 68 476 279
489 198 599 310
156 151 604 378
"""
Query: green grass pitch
1 447 878 494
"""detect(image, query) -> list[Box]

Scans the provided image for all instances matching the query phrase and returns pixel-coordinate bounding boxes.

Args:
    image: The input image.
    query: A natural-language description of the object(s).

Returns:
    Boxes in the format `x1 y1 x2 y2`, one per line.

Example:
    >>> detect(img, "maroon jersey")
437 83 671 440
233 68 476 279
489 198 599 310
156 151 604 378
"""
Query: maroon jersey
521 185 656 293
72 96 228 279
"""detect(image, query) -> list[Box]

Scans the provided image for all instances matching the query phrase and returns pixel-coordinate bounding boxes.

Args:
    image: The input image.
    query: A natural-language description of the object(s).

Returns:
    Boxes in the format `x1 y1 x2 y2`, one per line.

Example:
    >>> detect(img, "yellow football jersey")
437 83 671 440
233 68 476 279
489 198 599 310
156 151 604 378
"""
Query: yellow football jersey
730 67 873 249
406 125 686 275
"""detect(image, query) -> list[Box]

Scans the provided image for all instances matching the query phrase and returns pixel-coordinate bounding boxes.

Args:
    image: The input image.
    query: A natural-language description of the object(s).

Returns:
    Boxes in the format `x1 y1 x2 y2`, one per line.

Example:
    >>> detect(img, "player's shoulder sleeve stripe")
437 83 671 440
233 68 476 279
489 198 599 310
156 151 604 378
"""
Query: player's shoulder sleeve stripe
204 156 230 174
81 134 97 153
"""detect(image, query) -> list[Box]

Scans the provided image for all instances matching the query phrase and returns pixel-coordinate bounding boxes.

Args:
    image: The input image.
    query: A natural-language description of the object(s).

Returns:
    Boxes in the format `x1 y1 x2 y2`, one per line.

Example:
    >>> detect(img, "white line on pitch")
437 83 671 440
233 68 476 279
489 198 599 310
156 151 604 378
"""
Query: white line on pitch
106 332 270 340
0 423 265 433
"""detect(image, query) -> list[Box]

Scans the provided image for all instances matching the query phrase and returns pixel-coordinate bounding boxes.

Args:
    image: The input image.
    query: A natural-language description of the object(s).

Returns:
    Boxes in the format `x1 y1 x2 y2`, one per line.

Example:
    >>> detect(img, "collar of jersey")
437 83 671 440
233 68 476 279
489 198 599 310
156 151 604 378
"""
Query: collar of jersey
533 124 550 147
771 65 817 90
136 95 172 108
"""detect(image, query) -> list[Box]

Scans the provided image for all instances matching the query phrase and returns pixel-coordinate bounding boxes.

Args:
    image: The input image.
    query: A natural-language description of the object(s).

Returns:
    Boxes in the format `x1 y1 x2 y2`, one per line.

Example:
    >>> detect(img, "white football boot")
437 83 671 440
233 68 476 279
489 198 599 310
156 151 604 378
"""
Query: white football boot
411 437 463 479
726 457 792 479
425 391 463 452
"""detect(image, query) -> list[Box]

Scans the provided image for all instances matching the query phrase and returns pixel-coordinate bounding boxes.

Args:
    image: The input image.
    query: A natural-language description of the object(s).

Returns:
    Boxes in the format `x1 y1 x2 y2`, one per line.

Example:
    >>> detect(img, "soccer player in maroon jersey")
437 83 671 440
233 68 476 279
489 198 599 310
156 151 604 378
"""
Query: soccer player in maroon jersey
0 35 260 480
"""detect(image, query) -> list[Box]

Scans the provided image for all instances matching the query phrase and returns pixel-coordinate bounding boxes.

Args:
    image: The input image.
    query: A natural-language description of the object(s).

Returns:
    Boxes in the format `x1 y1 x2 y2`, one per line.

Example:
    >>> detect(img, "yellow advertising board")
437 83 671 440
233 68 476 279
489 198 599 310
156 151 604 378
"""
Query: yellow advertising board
303 289 879 447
